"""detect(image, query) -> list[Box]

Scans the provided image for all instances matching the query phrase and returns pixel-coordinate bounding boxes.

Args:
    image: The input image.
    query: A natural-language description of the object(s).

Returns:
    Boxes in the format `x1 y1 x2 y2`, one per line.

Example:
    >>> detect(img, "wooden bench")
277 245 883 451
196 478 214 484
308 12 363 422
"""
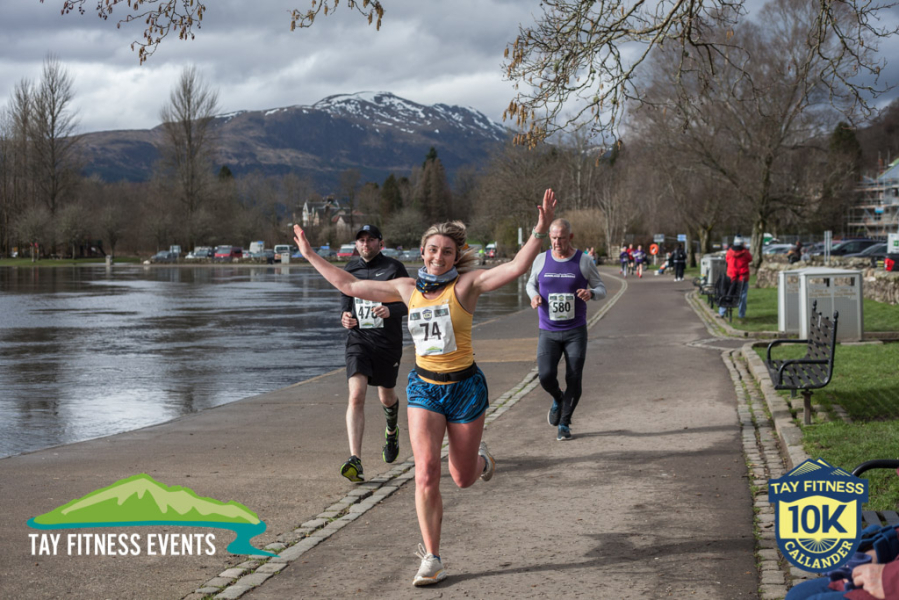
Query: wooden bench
765 300 839 425
852 460 899 528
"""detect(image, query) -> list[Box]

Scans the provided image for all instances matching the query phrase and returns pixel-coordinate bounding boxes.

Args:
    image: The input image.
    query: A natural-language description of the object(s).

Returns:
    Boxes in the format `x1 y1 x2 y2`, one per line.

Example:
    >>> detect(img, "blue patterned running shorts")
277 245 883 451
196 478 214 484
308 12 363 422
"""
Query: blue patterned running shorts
406 367 489 423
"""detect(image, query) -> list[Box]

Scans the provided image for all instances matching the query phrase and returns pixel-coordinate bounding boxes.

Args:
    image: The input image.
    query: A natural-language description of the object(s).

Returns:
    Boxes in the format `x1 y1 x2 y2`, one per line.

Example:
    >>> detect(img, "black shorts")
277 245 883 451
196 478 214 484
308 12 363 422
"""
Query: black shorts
345 345 401 389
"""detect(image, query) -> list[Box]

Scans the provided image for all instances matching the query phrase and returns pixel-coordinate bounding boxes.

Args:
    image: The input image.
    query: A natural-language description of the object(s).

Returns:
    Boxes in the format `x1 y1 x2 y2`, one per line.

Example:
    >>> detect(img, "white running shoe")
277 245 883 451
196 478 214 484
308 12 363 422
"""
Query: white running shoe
479 441 496 482
413 543 447 586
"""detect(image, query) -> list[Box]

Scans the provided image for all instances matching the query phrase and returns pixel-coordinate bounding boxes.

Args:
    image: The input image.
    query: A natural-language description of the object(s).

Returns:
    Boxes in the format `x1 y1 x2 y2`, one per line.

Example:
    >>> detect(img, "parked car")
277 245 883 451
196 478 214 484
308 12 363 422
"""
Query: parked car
186 246 213 260
214 245 242 261
762 244 794 255
273 244 294 261
150 250 176 264
381 248 400 259
400 249 421 262
830 239 879 256
316 247 337 259
337 244 358 260
250 249 275 264
806 242 826 256
844 242 889 266
808 239 878 256
486 243 497 259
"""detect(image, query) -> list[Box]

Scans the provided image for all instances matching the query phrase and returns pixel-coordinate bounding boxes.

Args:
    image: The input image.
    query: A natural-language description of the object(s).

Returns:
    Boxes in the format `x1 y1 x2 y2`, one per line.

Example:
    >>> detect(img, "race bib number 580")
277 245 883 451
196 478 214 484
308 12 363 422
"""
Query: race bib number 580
548 293 575 321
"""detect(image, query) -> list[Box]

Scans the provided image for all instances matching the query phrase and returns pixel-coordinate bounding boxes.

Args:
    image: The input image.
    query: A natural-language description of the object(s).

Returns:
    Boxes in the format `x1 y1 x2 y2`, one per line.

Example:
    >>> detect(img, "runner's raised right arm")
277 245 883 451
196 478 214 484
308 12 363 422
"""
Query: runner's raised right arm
293 225 413 304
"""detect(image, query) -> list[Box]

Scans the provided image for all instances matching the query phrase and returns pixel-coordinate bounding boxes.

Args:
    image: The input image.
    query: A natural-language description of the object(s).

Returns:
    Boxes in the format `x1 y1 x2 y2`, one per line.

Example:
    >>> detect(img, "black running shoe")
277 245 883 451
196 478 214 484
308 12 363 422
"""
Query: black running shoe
383 427 399 464
547 400 561 427
557 425 572 441
340 455 364 483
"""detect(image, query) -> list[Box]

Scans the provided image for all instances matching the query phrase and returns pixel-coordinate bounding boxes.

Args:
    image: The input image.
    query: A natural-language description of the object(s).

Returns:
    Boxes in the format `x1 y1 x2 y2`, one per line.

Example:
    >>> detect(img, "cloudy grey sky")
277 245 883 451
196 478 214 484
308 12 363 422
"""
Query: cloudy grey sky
2 0 540 133
2 1 899 135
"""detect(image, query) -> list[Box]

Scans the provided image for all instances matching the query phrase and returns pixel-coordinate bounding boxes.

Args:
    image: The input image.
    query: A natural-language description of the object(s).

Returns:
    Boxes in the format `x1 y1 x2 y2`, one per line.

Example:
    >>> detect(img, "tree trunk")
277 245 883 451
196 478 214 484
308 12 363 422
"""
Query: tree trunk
698 226 711 257
750 218 767 277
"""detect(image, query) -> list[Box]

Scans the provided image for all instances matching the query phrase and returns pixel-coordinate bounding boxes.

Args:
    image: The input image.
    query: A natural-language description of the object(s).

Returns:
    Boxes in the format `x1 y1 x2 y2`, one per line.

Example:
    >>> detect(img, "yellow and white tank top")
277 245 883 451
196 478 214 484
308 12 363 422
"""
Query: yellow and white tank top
407 280 473 381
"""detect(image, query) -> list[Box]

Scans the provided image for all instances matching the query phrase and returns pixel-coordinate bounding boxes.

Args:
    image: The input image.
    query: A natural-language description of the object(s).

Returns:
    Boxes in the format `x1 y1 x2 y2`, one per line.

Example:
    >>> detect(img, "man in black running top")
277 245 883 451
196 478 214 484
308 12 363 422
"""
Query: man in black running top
338 225 409 482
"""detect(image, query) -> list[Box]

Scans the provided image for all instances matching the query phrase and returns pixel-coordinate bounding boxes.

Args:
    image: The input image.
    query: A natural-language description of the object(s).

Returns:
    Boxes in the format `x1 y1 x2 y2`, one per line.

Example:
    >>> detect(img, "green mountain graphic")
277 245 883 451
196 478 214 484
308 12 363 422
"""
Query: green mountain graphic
32 474 260 526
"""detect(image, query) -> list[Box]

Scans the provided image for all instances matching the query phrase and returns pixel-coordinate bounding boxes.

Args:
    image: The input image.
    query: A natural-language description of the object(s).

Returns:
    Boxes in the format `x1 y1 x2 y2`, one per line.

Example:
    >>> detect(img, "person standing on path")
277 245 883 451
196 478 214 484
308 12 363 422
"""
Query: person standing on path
526 218 607 441
718 236 752 319
671 243 687 281
338 225 410 483
293 189 557 587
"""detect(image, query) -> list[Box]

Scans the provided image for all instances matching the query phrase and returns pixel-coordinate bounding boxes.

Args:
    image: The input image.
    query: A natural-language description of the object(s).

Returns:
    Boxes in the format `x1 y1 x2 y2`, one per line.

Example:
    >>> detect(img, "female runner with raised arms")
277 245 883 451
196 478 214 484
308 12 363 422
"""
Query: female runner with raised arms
293 189 556 586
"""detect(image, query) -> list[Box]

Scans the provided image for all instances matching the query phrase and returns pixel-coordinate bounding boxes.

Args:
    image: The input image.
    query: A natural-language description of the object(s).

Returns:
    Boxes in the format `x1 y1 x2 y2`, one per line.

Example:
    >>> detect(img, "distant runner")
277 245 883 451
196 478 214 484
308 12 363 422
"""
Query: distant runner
633 244 646 278
619 246 630 277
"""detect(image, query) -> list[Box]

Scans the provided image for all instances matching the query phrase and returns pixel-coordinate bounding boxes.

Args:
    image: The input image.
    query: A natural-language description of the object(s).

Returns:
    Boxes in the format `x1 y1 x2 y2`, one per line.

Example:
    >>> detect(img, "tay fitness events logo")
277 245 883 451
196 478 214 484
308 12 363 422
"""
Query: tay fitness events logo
769 458 868 573
27 474 275 557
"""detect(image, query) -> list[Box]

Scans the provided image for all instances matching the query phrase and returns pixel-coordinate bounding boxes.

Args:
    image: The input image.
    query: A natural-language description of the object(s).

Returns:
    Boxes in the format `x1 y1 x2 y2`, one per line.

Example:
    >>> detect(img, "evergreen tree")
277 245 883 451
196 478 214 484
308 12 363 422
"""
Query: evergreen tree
418 157 452 223
380 173 402 216
829 122 862 175
423 146 438 168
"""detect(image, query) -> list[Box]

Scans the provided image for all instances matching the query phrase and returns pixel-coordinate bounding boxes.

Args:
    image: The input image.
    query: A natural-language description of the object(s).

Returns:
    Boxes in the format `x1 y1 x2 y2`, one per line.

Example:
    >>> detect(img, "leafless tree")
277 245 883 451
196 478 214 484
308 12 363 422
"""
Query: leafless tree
383 206 427 249
12 205 51 262
504 0 895 145
30 56 81 219
587 145 643 258
633 0 867 266
0 81 39 256
474 142 558 248
55 201 90 258
158 65 220 250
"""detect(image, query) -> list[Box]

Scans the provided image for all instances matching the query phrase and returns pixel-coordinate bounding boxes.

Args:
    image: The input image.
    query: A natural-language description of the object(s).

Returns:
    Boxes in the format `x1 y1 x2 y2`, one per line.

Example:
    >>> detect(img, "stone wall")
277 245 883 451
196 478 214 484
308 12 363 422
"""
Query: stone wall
754 255 899 305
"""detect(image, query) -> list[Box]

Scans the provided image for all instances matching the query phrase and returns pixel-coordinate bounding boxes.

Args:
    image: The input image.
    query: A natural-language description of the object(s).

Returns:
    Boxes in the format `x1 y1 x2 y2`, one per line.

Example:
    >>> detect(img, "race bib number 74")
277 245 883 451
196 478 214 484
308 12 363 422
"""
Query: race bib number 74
408 304 457 356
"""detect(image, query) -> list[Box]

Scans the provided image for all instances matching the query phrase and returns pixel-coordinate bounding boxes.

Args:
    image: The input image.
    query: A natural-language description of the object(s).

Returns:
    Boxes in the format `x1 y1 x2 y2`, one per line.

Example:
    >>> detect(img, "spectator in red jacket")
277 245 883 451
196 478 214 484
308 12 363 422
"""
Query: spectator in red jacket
718 236 753 319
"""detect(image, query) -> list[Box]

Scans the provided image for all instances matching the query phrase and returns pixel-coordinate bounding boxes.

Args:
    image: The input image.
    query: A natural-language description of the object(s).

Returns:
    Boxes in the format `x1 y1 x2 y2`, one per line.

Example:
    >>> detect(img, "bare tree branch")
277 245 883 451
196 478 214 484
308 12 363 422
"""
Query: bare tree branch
503 0 897 146
43 0 383 64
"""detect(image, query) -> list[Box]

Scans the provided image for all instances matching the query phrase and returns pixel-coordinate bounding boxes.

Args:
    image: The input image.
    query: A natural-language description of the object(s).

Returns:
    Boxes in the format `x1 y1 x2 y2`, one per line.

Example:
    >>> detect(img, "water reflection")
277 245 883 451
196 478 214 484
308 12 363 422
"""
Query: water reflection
0 265 528 457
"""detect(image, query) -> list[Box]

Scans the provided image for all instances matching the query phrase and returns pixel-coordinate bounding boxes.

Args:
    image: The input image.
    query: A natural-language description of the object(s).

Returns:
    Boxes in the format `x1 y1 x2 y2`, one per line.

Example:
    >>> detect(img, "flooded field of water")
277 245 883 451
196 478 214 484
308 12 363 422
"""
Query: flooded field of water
0 264 529 458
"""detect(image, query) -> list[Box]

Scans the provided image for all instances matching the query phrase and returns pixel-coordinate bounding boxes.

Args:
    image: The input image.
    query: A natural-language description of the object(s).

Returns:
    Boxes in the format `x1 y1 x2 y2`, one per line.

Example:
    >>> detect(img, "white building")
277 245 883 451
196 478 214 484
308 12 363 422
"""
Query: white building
850 158 899 238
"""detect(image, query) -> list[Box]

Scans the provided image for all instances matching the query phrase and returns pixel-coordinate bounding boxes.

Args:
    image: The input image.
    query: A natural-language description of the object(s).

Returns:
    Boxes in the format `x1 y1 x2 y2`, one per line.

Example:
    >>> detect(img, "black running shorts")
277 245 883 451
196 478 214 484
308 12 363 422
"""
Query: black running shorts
345 345 401 389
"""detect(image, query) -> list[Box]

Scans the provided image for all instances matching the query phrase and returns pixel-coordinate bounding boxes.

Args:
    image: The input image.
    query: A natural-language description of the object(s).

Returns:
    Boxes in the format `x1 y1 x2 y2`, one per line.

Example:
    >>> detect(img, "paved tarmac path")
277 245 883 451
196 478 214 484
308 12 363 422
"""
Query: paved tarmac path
0 269 760 599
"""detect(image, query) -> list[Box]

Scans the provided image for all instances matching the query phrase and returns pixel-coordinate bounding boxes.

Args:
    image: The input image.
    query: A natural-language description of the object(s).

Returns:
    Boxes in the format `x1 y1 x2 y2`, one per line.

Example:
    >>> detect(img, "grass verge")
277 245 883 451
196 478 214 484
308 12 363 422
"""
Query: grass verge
724 278 899 333
756 343 899 511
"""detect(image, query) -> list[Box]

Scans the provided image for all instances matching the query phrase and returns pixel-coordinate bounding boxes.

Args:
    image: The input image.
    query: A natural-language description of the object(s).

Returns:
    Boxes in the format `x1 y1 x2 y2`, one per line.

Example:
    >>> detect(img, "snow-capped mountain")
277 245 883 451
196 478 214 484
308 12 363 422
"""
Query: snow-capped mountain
78 92 510 188
308 91 506 141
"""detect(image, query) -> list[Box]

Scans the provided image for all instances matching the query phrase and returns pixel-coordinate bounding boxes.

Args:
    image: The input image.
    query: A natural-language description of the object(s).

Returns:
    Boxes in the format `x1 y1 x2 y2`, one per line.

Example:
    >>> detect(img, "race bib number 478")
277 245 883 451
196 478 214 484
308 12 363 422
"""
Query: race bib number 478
354 298 384 329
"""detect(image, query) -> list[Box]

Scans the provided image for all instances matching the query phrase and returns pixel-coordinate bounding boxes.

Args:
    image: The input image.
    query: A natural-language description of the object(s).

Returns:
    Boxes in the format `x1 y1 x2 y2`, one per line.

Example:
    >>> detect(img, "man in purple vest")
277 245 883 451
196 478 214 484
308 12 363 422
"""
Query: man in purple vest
526 218 607 440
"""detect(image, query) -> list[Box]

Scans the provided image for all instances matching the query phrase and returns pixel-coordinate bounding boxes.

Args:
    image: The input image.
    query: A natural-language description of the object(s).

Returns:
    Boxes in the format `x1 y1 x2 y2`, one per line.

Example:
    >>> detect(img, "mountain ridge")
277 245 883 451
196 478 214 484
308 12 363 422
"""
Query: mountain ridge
78 91 510 190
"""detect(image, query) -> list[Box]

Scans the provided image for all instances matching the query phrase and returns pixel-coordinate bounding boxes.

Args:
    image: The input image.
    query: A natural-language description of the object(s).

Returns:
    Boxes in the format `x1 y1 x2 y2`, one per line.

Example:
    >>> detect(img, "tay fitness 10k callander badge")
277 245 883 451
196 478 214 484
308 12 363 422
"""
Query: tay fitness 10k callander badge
769 458 868 573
